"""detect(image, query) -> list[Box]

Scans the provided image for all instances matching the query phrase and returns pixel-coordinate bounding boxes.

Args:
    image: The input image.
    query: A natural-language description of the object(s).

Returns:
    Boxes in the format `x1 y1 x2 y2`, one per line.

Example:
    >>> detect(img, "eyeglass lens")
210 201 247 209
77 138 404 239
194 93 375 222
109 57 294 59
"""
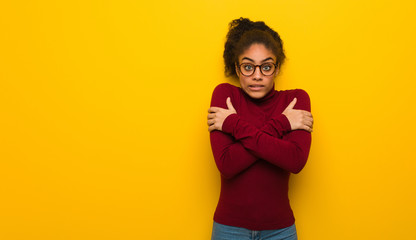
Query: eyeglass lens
239 63 276 76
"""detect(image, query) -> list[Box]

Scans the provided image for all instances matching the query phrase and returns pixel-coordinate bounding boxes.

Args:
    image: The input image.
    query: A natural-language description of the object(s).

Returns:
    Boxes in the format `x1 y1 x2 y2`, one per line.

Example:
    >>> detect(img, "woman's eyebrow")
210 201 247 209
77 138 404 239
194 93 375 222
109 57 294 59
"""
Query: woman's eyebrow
241 57 255 62
241 57 275 62
261 57 275 63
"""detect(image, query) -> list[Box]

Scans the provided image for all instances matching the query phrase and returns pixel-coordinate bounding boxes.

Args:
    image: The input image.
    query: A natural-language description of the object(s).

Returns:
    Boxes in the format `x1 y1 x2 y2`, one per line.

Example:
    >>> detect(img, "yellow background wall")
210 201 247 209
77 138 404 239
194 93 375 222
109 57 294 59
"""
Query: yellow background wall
1 0 415 239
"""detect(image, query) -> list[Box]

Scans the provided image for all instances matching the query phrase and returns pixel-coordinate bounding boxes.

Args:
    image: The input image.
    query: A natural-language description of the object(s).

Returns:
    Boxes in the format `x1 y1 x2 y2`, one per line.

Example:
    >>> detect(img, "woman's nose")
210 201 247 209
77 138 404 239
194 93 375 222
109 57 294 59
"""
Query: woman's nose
252 66 263 80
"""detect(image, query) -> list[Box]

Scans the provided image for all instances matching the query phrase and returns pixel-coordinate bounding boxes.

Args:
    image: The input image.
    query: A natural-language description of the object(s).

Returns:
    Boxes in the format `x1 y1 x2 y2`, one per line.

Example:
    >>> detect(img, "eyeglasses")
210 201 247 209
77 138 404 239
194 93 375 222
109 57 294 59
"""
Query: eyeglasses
237 62 278 77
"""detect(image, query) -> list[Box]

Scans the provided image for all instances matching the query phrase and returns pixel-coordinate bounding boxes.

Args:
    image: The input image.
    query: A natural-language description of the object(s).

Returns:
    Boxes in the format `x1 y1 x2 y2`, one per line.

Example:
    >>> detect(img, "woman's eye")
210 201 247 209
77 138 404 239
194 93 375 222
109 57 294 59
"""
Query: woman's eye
262 64 272 71
243 64 253 71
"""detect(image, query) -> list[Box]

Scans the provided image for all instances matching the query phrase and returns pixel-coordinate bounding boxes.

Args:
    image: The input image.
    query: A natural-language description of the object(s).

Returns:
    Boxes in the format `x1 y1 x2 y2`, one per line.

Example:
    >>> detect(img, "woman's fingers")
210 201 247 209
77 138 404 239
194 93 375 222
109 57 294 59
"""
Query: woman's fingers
305 118 314 127
226 97 236 113
283 107 314 132
208 124 220 132
298 118 313 132
208 121 221 132
284 98 297 111
208 107 220 113
207 119 213 126
303 116 314 132
207 97 238 132
304 121 313 132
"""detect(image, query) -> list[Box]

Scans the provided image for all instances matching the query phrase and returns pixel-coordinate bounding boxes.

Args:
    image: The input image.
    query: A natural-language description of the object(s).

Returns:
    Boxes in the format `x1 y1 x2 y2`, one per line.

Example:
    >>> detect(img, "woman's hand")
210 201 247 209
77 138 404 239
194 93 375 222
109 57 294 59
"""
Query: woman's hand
282 98 314 132
208 97 237 132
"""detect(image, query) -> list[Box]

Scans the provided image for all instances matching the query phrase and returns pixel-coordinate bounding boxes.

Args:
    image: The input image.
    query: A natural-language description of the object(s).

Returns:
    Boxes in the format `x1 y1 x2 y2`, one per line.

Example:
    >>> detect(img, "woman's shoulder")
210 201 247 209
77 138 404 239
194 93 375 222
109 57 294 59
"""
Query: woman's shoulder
211 83 241 107
278 88 311 110
213 83 240 93
211 83 241 99
278 88 310 99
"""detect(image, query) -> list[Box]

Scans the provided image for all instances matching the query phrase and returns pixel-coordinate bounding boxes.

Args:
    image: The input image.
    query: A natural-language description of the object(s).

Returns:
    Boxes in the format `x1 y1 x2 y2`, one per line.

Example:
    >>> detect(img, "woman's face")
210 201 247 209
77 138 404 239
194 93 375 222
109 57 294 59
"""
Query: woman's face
236 43 278 99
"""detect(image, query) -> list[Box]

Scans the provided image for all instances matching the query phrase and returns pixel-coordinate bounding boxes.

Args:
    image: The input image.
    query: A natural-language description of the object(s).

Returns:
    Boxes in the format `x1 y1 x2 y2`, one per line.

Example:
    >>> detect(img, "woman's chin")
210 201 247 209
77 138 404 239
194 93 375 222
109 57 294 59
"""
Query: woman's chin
247 91 266 99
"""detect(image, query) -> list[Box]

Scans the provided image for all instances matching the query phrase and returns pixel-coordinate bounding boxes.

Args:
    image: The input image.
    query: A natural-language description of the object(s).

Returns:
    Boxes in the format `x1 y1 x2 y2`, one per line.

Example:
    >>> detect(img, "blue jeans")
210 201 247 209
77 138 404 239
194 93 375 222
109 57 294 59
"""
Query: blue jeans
211 221 298 240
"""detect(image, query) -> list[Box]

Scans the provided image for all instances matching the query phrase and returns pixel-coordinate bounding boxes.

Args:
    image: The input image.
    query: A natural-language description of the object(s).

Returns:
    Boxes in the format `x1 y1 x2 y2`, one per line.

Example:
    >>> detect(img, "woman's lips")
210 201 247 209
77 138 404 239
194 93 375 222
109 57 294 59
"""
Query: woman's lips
248 85 264 91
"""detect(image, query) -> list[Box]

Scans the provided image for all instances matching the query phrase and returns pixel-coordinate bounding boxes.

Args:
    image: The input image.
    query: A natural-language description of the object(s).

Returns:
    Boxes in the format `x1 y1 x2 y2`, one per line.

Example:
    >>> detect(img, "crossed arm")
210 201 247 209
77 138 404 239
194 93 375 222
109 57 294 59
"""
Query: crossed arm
208 88 313 179
208 96 313 133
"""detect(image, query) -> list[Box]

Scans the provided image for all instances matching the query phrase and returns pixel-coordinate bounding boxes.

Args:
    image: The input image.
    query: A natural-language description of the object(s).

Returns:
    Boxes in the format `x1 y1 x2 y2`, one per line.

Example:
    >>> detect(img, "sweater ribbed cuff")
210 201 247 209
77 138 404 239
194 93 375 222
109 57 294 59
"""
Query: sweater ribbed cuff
275 114 292 133
222 113 239 135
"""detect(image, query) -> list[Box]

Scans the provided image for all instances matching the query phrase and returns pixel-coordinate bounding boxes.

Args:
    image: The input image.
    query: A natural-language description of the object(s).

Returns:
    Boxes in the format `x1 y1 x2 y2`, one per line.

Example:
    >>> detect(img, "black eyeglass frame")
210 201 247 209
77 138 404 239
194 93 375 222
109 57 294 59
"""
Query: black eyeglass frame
237 62 279 77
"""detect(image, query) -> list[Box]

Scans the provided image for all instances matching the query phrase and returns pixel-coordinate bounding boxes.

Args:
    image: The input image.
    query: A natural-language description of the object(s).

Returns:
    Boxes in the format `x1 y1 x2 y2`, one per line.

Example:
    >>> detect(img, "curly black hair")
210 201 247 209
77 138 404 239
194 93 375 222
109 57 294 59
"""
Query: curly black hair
223 17 286 78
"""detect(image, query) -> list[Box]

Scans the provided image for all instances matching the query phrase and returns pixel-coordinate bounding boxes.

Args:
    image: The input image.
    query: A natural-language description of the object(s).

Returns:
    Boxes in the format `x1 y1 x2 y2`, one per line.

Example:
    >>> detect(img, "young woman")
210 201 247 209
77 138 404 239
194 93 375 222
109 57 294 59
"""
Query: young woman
207 18 314 240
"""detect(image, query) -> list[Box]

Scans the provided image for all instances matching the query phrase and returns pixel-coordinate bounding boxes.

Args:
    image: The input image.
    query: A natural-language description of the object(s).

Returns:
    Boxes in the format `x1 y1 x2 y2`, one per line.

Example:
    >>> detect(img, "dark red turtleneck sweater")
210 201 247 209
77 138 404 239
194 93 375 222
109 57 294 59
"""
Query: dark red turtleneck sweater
209 83 312 230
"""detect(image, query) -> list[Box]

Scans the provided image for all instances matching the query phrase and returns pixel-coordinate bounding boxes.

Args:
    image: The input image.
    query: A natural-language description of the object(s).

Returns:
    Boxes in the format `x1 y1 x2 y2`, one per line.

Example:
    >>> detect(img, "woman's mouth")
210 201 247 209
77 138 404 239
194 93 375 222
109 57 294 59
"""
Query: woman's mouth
248 85 264 91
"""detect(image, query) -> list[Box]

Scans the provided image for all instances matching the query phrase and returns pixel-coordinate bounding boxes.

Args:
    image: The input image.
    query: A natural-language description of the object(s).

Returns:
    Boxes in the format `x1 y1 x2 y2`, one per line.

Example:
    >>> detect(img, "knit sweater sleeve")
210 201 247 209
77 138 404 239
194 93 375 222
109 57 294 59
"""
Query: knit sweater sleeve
222 89 312 174
209 84 258 179
260 114 292 138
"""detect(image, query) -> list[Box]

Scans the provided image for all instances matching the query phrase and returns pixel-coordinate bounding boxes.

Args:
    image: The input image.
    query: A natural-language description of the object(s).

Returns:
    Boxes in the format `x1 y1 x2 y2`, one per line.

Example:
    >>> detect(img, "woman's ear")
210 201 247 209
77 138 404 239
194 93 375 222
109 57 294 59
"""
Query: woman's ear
235 63 240 77
274 64 280 77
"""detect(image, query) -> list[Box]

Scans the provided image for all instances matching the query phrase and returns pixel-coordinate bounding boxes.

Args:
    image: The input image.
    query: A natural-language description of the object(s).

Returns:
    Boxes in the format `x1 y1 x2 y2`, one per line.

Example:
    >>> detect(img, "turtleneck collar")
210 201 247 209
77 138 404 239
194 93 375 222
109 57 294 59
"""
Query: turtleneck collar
240 83 277 105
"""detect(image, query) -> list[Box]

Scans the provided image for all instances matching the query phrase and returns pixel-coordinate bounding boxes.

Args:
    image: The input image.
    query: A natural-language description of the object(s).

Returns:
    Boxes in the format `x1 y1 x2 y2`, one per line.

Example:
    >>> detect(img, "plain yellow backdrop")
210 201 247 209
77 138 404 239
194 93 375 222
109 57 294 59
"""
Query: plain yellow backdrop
1 0 415 239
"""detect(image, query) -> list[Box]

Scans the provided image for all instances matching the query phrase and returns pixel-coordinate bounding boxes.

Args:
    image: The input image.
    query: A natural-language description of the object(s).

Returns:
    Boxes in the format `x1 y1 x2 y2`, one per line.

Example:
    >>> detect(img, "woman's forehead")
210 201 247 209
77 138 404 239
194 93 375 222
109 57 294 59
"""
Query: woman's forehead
238 43 276 62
